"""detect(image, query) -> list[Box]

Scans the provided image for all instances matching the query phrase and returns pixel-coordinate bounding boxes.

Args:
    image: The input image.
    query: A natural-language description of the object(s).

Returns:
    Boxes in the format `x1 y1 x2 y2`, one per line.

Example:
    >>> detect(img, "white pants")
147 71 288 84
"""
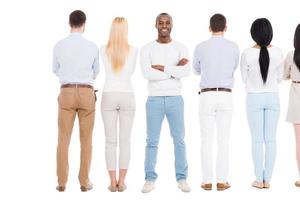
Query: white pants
101 92 135 170
199 91 233 183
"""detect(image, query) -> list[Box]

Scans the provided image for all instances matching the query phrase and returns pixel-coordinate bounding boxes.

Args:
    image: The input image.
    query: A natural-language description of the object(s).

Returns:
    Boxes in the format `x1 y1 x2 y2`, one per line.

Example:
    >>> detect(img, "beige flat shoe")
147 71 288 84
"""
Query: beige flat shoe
252 181 264 189
108 185 117 192
263 181 270 189
117 184 127 192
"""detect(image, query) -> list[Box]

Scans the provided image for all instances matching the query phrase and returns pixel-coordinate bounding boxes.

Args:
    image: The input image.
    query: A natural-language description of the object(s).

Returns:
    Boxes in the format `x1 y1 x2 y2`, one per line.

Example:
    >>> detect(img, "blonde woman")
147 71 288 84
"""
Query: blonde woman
100 17 137 192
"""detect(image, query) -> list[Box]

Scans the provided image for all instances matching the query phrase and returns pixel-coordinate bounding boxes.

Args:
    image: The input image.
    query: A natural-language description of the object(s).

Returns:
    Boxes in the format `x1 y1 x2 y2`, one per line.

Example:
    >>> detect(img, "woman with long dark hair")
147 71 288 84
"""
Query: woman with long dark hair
283 24 300 188
240 18 284 189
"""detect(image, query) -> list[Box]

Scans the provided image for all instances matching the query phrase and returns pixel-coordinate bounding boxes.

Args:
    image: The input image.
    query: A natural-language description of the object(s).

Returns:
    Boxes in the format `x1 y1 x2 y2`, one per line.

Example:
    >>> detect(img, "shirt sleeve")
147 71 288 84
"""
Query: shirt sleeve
52 45 60 76
164 45 190 78
276 50 284 83
283 52 292 80
130 47 138 75
234 46 240 71
240 51 248 83
140 46 171 81
92 47 100 79
192 45 201 75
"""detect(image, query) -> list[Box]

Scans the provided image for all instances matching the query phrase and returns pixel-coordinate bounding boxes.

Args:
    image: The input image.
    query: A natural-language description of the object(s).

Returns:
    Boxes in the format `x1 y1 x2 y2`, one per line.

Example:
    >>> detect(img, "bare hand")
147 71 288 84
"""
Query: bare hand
177 58 189 66
152 65 165 72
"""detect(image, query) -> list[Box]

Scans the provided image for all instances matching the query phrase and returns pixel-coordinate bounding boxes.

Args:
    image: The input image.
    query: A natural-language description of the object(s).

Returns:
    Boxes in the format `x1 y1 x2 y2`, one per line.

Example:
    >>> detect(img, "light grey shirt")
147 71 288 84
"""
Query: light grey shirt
193 36 239 89
53 32 100 85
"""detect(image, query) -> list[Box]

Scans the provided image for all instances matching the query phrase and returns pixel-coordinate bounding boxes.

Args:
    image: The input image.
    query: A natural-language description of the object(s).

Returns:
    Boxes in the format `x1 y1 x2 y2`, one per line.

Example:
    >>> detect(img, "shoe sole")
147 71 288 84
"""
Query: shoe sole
217 187 230 191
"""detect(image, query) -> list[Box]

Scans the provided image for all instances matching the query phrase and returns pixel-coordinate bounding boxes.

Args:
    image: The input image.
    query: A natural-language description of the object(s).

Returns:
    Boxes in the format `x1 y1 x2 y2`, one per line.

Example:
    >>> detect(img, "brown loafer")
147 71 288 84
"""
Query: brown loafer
56 186 65 192
295 181 300 187
201 183 212 191
80 183 93 192
217 182 230 191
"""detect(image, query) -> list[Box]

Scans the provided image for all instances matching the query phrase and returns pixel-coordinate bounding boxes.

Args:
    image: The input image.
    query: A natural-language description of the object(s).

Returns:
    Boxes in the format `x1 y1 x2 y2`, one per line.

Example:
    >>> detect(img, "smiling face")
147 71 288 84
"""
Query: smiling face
155 14 173 38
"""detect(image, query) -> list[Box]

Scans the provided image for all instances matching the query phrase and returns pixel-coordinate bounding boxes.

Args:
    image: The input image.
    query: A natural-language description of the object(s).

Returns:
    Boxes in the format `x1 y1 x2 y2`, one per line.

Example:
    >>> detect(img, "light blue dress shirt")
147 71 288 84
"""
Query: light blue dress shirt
193 36 239 89
53 32 100 85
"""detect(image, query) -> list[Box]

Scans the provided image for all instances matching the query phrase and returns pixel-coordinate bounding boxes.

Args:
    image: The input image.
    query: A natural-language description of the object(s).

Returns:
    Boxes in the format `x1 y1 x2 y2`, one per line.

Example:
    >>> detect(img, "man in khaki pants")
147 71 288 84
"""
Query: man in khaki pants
52 10 100 192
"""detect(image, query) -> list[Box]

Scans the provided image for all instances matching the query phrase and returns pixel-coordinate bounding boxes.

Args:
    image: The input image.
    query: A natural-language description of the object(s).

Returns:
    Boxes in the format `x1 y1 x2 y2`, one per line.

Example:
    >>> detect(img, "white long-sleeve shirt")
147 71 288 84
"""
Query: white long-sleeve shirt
140 40 190 96
240 46 283 93
100 45 137 92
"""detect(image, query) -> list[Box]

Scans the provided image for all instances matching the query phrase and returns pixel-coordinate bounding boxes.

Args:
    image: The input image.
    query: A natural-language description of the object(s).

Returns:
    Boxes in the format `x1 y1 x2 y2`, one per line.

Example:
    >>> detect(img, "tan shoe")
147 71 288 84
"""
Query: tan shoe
201 183 212 191
295 180 300 187
217 182 230 191
56 186 65 192
108 184 117 192
117 184 127 192
80 183 93 192
263 181 270 189
252 181 264 189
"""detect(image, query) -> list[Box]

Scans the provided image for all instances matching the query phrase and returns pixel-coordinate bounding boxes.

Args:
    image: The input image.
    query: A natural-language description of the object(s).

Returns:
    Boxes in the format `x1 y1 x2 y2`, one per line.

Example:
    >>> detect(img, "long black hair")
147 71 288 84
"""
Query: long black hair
294 24 300 71
250 18 273 84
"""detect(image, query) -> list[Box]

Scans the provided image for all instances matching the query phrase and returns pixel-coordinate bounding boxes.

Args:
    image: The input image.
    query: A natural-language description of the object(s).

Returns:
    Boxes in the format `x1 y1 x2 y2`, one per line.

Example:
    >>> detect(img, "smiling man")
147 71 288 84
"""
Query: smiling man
140 13 191 193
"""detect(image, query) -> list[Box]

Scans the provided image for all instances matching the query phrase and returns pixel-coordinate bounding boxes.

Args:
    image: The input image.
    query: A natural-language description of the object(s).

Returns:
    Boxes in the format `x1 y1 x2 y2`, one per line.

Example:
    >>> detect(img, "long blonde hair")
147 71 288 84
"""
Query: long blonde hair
106 17 130 73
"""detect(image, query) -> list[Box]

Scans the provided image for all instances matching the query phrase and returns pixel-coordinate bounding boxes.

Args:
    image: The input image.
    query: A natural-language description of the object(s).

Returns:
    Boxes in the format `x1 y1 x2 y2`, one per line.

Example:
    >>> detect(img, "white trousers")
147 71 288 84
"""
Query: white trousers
199 91 233 183
101 92 135 170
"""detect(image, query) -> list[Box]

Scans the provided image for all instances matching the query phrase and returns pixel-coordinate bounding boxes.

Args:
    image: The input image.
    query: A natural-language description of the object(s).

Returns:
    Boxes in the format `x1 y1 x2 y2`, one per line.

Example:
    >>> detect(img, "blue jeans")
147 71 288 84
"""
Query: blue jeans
144 96 188 181
246 93 280 182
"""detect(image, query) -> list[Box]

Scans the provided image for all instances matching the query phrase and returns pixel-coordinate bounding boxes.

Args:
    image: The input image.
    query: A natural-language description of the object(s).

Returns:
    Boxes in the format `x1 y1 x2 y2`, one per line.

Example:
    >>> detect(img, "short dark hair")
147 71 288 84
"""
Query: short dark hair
156 12 172 24
69 10 86 28
210 14 226 32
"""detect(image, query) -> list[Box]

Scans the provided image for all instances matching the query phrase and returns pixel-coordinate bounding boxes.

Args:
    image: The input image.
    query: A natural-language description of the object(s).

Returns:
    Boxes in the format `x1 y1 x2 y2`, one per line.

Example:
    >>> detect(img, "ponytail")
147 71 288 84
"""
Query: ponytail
250 18 273 84
259 46 270 83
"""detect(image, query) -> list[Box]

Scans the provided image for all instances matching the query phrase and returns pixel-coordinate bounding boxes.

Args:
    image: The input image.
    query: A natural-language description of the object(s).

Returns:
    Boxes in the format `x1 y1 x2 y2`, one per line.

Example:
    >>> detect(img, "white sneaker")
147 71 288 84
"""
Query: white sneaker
177 180 191 193
141 181 155 193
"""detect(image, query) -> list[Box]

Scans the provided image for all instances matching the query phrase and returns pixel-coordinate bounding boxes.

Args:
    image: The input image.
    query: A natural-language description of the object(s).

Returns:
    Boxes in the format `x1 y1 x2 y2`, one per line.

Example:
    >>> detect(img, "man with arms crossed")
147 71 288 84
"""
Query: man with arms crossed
140 13 190 193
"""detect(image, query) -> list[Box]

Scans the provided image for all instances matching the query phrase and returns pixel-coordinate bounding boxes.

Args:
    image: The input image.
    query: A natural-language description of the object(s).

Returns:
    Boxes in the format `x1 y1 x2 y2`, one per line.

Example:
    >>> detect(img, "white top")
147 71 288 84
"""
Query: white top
283 50 300 81
100 45 137 92
140 40 190 96
240 46 284 93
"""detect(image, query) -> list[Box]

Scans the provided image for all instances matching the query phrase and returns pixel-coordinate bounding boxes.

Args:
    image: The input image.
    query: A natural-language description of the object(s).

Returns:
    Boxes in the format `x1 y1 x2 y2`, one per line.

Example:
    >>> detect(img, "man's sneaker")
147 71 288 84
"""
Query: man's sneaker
177 179 191 193
141 181 155 193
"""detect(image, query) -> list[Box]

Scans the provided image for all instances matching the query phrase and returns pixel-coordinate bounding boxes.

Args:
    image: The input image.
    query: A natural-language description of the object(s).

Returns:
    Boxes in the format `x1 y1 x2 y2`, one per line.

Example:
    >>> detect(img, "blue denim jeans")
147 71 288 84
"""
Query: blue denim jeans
246 93 280 182
144 96 188 181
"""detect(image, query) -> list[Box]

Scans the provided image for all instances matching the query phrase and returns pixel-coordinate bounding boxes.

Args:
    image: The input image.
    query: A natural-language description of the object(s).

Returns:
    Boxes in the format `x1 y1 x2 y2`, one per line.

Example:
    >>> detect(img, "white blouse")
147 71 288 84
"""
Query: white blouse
283 50 300 81
100 45 138 92
240 46 284 93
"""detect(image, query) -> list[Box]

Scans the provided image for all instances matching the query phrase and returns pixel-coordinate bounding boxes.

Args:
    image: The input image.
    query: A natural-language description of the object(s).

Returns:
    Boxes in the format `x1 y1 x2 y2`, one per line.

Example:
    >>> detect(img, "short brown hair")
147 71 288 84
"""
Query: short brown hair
69 10 86 28
210 14 226 32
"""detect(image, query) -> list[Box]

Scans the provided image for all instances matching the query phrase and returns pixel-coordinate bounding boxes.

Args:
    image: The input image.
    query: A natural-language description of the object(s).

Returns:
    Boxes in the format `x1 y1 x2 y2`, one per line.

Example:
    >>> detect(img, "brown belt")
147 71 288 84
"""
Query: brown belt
199 88 232 94
61 84 93 89
292 81 300 84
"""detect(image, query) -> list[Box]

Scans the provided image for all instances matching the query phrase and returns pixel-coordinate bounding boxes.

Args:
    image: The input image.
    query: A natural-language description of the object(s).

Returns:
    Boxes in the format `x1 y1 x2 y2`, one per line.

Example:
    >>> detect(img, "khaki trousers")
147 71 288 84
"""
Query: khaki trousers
56 87 96 187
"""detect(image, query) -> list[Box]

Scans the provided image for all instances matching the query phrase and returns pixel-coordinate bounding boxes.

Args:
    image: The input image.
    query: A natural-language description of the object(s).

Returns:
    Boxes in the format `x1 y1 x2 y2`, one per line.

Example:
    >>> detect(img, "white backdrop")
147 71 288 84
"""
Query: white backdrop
0 0 300 199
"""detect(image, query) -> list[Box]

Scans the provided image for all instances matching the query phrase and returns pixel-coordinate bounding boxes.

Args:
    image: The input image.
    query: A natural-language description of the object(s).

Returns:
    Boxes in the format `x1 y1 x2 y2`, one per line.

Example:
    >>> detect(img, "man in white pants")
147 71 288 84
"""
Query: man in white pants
193 13 239 191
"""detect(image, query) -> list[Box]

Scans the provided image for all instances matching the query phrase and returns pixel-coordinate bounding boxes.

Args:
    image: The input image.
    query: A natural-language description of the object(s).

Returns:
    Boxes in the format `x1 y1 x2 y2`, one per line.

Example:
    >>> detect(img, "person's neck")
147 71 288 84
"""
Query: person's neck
253 44 272 48
212 32 224 36
156 36 172 44
71 27 84 34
